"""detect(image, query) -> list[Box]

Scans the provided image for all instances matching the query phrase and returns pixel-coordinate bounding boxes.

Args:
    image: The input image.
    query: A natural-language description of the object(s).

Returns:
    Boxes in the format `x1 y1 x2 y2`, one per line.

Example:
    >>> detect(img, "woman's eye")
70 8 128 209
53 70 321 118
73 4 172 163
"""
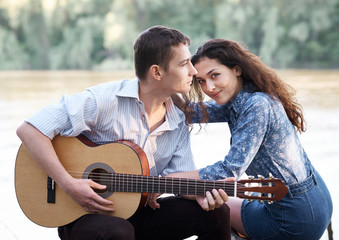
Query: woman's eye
198 79 205 84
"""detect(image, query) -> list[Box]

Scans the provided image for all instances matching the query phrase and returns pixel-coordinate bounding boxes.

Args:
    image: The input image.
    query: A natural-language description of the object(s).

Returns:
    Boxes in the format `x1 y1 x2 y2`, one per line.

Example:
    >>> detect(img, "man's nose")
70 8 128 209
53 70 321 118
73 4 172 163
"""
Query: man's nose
189 62 198 75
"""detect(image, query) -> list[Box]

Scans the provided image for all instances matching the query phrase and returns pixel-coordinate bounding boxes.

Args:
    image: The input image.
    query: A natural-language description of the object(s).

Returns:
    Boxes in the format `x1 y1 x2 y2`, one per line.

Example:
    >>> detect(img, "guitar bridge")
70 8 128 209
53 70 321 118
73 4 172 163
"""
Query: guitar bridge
47 176 56 203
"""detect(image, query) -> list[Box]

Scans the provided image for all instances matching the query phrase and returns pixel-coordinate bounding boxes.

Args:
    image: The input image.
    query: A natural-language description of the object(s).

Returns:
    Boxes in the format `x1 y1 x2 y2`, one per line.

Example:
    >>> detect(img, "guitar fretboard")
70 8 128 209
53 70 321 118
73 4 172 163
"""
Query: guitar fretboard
90 173 245 196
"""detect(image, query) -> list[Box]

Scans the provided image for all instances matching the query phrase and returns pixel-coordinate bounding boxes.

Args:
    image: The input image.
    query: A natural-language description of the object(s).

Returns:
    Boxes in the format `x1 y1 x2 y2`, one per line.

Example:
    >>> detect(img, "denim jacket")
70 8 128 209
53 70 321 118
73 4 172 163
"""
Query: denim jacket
196 84 311 185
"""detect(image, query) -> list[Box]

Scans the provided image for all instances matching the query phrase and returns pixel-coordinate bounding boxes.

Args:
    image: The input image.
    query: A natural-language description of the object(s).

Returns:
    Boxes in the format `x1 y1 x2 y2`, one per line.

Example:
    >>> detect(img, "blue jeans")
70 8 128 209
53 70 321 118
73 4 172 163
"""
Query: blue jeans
241 167 333 240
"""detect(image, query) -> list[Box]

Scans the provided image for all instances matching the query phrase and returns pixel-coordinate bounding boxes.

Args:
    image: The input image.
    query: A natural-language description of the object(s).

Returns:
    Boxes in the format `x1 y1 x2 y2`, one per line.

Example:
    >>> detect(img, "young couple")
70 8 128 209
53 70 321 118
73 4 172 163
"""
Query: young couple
17 26 332 240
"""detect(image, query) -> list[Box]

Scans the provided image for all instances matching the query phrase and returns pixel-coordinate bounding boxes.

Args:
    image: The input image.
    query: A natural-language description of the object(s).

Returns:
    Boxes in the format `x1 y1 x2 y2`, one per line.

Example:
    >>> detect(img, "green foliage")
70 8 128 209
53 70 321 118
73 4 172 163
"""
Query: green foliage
50 16 104 69
18 0 50 69
0 26 29 70
0 0 338 70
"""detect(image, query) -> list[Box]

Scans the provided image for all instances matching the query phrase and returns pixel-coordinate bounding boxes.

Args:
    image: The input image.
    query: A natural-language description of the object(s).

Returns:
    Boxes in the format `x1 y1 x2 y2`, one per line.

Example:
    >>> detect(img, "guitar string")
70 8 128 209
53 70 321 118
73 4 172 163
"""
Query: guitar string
46 171 269 195
66 171 245 188
58 171 272 188
46 171 276 199
46 182 247 195
45 183 245 192
47 172 275 198
48 171 246 189
65 170 274 183
64 171 271 187
65 170 268 182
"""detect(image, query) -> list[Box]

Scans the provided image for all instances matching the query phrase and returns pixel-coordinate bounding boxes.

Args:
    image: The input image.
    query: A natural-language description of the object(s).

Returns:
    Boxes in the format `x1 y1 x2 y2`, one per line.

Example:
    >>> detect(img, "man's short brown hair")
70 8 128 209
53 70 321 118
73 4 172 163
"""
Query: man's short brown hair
134 25 191 80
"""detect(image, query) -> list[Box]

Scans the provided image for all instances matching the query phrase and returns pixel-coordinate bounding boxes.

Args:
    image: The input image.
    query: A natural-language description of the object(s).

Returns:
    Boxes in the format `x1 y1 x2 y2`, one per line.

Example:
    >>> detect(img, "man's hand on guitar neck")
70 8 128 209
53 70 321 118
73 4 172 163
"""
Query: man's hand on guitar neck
195 189 228 211
146 189 228 211
194 177 235 211
146 171 230 212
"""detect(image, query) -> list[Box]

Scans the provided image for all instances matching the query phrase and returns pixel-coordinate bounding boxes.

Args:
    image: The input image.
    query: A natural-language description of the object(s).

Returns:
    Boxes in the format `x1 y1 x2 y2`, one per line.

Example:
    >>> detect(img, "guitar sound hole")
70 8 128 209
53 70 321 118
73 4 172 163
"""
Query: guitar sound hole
83 162 114 199
88 168 109 194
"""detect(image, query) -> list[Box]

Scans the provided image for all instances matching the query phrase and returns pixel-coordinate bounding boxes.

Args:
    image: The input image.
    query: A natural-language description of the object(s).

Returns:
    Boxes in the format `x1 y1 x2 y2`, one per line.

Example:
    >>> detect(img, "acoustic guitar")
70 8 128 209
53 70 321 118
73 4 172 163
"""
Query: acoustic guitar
15 135 288 228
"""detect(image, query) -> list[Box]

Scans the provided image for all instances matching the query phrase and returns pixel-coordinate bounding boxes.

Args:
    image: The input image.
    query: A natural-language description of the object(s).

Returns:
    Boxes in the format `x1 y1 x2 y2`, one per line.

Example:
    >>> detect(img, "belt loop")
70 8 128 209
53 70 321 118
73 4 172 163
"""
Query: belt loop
287 186 294 198
310 166 317 185
312 170 318 185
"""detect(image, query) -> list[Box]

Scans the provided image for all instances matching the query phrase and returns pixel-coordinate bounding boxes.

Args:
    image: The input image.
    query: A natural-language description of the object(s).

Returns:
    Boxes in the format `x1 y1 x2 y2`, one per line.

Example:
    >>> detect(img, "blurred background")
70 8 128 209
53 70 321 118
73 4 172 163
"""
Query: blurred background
0 0 338 239
0 0 338 71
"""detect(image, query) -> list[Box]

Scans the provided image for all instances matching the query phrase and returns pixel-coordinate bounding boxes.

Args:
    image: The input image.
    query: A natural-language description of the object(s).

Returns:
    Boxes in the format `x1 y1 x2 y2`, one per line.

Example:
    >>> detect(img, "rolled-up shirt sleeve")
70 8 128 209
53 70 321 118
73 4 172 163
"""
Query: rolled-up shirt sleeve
26 90 99 139
192 101 230 123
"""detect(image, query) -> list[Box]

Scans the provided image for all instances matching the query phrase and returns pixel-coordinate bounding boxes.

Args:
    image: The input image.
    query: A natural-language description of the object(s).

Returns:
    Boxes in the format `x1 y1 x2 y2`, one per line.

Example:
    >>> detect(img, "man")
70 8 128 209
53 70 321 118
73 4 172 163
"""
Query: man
16 26 230 240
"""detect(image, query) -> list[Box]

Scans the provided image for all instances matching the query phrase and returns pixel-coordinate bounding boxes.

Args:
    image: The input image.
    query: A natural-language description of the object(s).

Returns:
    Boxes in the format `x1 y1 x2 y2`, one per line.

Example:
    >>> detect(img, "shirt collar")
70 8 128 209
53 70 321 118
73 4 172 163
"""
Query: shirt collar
116 78 140 99
116 78 182 131
226 83 255 114
164 97 182 130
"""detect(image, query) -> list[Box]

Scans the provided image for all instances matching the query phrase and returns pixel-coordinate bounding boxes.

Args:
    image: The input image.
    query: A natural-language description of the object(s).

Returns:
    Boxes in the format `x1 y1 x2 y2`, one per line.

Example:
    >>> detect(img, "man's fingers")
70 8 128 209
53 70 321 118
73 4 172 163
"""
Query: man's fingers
210 189 228 208
205 191 216 210
94 194 114 205
84 182 114 212
218 189 228 202
147 193 161 210
92 200 114 212
89 180 107 190
201 197 209 211
82 195 114 213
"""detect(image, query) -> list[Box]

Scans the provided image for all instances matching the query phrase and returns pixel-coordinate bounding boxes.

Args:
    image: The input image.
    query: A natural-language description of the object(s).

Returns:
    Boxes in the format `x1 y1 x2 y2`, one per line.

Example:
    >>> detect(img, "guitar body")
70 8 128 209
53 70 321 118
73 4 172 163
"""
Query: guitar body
15 135 148 228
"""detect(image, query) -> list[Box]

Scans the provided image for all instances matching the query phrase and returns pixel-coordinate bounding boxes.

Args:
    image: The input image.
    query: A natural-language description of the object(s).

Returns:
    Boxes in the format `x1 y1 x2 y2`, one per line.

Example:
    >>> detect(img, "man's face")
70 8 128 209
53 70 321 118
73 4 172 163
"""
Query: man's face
159 43 198 95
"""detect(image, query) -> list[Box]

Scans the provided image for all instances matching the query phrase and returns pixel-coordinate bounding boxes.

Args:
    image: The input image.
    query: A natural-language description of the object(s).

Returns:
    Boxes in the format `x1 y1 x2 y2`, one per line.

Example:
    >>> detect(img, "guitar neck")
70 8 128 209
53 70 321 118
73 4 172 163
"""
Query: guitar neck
94 173 242 196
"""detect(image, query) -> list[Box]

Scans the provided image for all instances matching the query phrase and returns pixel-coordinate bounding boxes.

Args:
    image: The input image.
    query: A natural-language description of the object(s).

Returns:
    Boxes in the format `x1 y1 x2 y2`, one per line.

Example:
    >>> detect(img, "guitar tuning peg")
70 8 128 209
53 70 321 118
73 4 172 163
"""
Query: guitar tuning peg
257 174 264 179
248 175 254 180
267 201 274 204
259 200 263 203
269 173 274 179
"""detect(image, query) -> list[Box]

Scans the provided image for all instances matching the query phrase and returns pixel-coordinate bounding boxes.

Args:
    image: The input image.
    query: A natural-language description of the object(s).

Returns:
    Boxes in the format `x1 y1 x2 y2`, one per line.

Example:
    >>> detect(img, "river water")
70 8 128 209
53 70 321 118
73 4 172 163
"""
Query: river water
0 70 338 239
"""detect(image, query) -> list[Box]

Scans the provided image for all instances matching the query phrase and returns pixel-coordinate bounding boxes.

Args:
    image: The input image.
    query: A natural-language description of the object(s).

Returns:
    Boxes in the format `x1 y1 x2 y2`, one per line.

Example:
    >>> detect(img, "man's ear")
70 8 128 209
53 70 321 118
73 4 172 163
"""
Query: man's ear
150 65 162 80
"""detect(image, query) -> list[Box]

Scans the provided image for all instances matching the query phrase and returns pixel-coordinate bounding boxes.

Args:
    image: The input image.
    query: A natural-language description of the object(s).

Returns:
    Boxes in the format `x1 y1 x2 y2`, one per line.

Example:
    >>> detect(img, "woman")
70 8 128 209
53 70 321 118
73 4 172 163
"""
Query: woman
173 39 333 239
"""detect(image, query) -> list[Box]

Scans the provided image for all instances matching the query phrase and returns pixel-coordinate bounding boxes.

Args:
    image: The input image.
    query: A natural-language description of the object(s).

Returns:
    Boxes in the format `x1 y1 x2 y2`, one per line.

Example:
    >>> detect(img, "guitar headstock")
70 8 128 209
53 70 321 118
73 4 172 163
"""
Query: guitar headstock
237 174 288 203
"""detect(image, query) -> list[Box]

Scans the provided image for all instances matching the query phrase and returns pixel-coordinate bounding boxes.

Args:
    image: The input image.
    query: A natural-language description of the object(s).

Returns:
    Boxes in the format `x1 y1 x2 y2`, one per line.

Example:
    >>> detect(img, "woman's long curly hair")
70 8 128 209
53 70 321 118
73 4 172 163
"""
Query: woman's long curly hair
183 39 306 132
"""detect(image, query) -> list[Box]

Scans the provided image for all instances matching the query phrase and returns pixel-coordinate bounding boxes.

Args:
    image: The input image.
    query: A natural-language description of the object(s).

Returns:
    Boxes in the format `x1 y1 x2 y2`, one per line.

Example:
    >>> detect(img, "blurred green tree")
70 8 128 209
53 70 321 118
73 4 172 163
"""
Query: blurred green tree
0 0 337 70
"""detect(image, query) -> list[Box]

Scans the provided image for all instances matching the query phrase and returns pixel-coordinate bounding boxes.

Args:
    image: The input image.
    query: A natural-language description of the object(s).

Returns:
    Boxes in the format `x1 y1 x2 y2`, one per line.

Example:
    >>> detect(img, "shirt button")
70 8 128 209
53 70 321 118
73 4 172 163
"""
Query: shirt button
242 147 246 152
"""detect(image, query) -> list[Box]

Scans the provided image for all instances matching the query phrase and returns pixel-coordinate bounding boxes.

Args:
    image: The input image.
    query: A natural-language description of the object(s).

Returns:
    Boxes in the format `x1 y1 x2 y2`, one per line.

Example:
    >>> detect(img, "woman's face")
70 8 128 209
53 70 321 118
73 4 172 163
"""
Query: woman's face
194 57 243 105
